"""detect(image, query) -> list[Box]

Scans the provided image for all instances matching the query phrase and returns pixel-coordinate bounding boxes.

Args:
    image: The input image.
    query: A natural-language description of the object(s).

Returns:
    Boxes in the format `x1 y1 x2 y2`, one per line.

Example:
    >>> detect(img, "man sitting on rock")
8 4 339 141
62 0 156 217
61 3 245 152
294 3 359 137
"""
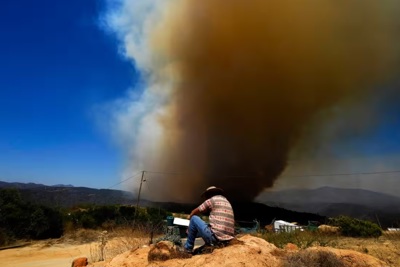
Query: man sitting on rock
184 186 235 253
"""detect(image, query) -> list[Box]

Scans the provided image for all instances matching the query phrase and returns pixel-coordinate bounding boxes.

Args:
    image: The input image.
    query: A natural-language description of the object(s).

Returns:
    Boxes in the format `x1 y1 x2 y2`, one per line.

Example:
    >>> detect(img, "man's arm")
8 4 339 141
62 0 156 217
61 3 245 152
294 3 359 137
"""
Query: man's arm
189 198 213 219
189 207 201 219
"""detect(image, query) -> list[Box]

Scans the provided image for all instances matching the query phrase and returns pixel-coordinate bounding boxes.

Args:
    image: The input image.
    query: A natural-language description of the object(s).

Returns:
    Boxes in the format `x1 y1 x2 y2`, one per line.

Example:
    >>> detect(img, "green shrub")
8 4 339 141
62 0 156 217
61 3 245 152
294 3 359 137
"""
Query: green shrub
329 216 382 237
65 205 168 230
80 213 97 229
0 189 64 243
0 227 15 247
118 206 136 222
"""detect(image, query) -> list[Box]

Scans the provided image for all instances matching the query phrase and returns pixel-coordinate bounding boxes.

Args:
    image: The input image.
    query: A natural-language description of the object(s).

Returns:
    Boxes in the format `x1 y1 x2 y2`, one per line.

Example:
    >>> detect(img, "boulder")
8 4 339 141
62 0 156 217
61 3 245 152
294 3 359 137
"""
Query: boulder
71 257 88 267
318 224 340 234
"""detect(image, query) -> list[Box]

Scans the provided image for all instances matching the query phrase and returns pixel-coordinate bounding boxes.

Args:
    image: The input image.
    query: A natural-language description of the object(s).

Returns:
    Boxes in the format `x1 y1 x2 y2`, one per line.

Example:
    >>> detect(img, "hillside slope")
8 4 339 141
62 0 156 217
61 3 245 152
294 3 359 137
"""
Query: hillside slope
102 235 386 267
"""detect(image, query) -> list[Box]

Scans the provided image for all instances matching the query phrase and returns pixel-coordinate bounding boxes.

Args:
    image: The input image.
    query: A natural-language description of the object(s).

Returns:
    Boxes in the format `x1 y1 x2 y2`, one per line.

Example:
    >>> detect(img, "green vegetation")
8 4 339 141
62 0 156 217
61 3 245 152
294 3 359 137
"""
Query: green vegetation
0 187 385 254
328 215 382 238
0 188 169 247
257 215 383 250
65 205 168 230
0 188 63 246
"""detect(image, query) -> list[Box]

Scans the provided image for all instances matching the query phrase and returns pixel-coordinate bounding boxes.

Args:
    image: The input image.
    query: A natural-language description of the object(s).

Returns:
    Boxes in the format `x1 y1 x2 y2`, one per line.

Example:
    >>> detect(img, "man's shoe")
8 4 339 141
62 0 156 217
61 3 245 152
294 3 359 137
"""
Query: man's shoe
178 246 193 254
176 246 193 258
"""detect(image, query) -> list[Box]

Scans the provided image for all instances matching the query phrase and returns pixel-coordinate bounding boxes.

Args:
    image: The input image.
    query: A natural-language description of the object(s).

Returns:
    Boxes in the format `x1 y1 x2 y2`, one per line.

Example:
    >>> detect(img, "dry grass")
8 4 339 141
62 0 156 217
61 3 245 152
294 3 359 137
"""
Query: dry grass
258 230 400 267
61 226 158 263
62 220 168 263
61 228 101 244
331 231 400 266
92 223 169 263
259 230 338 249
64 226 400 265
101 227 150 260
283 250 344 267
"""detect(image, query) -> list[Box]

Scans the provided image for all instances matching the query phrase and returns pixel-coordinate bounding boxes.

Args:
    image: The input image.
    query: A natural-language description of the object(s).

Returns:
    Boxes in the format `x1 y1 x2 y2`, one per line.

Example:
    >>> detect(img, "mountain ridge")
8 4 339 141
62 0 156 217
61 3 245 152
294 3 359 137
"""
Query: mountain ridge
257 186 400 208
1 181 398 227
257 186 400 227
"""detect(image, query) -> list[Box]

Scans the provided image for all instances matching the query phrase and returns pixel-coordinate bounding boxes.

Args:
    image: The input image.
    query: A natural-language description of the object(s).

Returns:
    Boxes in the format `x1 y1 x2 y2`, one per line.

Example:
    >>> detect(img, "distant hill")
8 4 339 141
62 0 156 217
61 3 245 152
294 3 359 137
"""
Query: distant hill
0 181 327 227
0 181 139 207
0 181 49 189
3 181 399 227
257 187 400 227
52 184 74 187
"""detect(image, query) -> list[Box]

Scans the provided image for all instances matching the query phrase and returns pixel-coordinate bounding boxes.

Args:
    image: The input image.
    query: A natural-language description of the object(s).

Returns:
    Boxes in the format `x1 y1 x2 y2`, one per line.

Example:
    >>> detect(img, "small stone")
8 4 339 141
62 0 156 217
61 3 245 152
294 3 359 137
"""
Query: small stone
71 257 88 267
284 243 299 251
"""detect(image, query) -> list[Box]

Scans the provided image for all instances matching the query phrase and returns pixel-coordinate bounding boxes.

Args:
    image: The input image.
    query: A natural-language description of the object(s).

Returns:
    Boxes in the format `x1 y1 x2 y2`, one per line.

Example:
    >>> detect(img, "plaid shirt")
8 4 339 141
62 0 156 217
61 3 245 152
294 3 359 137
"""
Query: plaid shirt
198 195 235 241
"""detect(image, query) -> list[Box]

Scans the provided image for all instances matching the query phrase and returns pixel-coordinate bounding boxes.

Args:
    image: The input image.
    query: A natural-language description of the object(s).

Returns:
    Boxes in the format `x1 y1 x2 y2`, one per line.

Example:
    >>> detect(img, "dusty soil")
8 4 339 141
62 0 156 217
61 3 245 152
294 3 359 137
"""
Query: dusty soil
1 232 399 267
104 235 389 267
0 241 93 267
0 230 148 267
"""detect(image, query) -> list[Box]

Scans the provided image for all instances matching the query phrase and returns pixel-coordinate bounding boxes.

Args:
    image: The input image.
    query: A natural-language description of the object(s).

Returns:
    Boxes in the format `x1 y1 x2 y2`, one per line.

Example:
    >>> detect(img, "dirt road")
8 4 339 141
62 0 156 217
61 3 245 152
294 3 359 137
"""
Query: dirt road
0 242 93 267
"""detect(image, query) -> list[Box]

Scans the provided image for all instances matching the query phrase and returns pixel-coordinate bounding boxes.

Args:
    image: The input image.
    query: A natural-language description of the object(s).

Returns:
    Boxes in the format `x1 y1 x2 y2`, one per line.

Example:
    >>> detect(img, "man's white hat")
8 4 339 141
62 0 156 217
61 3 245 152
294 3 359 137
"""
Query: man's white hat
201 186 224 197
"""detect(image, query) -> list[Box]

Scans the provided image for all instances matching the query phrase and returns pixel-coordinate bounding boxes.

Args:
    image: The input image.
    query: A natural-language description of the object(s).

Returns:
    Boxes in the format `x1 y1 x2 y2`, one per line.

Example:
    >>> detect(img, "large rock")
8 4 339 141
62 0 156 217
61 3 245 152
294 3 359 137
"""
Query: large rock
318 224 340 234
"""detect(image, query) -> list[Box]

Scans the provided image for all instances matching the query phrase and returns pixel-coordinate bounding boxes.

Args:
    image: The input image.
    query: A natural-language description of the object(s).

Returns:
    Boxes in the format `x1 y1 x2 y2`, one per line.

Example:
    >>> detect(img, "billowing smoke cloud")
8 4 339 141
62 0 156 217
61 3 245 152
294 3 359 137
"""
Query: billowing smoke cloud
105 0 400 202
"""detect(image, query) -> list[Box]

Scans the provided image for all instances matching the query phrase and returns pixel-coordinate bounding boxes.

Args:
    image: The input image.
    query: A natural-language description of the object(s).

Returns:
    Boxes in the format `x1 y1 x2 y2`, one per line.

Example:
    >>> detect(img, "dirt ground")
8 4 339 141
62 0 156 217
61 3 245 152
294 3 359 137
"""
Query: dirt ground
1 232 399 267
0 229 148 267
0 241 94 267
0 236 199 267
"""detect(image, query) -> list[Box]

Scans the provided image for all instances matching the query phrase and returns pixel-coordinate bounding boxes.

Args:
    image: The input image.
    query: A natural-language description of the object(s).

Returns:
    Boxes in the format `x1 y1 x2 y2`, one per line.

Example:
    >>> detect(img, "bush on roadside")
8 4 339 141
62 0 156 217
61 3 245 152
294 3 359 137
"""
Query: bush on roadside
0 227 15 247
0 188 64 245
65 205 168 231
329 216 382 238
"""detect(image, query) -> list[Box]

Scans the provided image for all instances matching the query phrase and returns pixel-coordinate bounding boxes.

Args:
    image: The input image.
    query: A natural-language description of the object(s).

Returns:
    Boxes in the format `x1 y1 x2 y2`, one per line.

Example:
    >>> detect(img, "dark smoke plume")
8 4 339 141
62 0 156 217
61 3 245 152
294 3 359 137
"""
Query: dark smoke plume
107 0 400 202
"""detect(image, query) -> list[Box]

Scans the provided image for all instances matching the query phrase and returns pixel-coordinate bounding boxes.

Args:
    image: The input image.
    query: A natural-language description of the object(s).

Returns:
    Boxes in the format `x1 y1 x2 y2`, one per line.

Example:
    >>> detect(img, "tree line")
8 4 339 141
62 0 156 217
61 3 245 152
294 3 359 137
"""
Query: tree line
0 188 168 246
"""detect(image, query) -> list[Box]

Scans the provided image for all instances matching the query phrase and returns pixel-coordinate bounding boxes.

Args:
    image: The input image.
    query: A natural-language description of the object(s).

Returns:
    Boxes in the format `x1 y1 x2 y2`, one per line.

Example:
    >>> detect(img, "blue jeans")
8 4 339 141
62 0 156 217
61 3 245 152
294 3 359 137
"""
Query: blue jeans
184 215 217 251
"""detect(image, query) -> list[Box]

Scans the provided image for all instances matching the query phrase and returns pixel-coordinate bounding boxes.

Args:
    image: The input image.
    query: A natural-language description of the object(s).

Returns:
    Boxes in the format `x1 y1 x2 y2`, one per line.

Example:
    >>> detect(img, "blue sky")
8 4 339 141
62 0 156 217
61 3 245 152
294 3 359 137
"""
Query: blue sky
0 0 137 189
1 0 400 193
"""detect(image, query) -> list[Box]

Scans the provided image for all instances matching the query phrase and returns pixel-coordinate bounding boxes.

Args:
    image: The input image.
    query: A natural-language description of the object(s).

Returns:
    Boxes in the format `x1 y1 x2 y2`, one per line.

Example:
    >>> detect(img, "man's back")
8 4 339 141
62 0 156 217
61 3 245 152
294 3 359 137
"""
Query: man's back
198 195 235 241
